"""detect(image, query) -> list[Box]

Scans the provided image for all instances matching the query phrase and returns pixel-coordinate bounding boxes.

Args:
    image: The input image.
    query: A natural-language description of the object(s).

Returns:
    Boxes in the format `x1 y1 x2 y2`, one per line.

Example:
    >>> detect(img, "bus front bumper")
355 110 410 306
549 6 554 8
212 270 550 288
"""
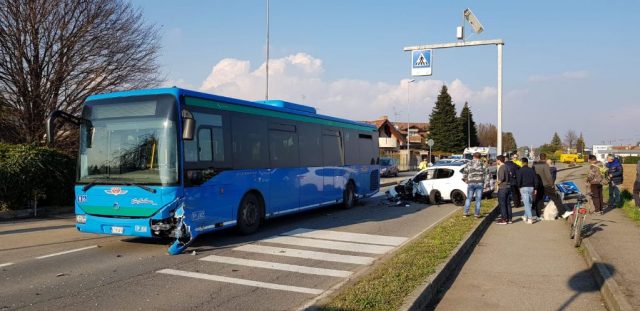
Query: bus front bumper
77 214 154 238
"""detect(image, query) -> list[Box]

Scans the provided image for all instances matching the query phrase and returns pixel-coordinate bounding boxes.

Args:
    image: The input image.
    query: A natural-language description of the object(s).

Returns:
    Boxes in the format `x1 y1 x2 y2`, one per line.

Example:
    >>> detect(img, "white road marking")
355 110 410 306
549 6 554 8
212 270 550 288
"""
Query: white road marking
262 236 393 254
200 255 352 277
157 269 324 295
281 228 408 246
234 244 374 265
0 262 14 268
35 245 98 259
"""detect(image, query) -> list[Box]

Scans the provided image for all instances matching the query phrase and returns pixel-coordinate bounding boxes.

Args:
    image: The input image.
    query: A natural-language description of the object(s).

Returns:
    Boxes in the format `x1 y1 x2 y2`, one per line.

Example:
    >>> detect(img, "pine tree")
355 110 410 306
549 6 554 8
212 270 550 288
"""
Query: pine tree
428 85 463 153
550 132 563 151
459 102 479 148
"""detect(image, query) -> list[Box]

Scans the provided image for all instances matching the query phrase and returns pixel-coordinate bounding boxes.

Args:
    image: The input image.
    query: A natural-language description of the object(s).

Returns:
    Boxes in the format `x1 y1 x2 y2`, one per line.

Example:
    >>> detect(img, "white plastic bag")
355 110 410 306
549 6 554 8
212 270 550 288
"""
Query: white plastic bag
543 201 558 220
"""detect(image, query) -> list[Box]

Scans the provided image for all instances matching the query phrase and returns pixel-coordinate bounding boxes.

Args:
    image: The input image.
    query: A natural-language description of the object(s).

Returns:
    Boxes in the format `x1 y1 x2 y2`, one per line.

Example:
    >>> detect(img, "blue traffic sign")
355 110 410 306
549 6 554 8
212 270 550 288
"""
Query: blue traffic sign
411 49 432 76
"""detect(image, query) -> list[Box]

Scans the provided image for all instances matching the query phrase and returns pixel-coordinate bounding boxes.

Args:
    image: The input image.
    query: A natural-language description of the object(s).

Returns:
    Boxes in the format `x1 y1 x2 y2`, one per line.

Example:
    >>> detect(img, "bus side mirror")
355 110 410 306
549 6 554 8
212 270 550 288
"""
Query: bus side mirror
182 109 195 140
46 112 57 144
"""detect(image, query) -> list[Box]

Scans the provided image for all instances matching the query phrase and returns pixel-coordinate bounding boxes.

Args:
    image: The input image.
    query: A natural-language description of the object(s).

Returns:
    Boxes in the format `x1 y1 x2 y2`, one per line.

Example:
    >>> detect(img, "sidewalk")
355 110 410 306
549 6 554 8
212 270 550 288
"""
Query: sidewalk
435 207 606 310
584 203 640 309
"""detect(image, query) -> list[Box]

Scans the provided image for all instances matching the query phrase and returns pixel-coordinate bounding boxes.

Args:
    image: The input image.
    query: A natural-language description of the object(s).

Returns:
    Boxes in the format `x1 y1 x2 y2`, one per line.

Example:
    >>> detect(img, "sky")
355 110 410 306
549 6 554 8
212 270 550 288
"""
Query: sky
135 1 639 148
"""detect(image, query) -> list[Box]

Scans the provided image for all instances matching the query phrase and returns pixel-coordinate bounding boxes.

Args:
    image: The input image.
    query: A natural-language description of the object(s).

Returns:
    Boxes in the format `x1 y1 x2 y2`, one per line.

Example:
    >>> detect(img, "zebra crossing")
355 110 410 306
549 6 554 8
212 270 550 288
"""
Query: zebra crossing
156 228 408 295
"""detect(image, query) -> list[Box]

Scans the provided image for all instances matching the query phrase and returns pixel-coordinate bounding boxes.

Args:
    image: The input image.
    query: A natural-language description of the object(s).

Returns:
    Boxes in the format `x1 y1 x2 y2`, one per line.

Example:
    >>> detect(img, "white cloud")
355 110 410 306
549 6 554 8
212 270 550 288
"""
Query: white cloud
196 52 499 123
529 70 589 82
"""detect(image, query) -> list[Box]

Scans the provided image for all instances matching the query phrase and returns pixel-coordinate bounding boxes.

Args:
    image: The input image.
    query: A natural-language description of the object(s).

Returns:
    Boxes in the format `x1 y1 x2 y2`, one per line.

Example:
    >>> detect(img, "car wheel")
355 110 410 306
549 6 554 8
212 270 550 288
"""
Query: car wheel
237 192 262 235
451 190 466 206
429 190 442 205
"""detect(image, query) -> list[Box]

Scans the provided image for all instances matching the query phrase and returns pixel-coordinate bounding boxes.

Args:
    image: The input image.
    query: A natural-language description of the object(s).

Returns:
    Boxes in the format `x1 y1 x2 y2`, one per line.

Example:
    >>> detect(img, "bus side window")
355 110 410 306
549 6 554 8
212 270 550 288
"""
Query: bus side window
198 128 213 161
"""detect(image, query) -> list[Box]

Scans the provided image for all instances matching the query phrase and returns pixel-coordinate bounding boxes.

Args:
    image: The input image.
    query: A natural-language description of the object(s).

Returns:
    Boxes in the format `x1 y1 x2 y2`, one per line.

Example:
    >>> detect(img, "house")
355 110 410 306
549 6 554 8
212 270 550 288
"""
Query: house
363 116 430 170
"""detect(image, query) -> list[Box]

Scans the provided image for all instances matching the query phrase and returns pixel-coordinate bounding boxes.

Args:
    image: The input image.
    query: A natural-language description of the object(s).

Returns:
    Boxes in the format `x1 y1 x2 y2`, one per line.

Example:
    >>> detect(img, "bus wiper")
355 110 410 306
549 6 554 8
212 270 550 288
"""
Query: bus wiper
124 182 157 194
82 177 111 192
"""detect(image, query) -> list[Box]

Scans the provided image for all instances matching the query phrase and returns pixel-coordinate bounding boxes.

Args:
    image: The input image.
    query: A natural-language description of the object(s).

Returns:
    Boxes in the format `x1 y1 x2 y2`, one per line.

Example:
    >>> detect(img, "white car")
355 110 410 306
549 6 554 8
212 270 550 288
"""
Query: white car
409 163 494 206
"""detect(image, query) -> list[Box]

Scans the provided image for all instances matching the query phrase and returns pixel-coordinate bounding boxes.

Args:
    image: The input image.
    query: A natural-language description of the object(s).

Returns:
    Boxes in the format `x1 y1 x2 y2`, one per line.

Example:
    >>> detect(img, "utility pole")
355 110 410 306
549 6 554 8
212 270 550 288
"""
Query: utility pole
265 0 270 101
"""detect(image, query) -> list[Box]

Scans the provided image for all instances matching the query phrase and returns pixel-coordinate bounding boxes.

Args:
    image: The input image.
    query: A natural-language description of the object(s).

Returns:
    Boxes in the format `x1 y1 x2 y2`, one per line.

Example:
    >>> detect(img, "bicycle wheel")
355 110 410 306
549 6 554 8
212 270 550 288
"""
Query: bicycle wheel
574 216 584 247
569 213 577 239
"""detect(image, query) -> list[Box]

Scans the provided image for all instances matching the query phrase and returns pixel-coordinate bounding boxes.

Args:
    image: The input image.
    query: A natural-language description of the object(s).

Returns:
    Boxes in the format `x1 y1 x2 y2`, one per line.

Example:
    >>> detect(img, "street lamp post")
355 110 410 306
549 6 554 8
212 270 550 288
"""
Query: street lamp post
407 79 415 170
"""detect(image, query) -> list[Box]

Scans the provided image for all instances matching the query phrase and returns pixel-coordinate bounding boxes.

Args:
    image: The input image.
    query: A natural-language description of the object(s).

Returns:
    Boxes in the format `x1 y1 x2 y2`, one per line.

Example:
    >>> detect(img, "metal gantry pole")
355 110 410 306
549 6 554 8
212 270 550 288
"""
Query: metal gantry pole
407 79 414 170
497 43 503 155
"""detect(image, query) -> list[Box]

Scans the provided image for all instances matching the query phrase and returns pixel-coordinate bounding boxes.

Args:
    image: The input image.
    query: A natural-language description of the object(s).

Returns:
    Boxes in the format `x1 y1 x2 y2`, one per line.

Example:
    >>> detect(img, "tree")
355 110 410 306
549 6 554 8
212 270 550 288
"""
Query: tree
550 132 563 151
458 102 479 148
0 0 161 147
502 132 517 154
428 85 464 153
477 123 497 147
564 130 578 150
576 132 586 154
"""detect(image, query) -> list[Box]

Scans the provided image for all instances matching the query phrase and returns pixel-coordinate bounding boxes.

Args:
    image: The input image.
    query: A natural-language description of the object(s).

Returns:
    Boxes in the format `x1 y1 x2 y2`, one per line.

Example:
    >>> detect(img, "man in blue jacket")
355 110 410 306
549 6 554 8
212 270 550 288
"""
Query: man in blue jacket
606 155 624 208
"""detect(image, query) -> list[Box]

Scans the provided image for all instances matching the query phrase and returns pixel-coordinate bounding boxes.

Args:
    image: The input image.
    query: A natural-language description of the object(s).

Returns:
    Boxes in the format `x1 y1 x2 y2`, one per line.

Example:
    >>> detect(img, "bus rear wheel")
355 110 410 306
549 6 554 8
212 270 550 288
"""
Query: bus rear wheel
342 182 356 209
237 192 262 235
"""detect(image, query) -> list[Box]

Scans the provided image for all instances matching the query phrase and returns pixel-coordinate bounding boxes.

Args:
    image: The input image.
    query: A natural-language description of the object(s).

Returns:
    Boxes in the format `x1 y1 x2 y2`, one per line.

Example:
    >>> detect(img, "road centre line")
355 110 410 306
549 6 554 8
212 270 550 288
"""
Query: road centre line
280 228 408 246
157 269 324 295
200 255 352 277
0 262 14 268
234 244 374 265
262 236 393 254
35 245 98 259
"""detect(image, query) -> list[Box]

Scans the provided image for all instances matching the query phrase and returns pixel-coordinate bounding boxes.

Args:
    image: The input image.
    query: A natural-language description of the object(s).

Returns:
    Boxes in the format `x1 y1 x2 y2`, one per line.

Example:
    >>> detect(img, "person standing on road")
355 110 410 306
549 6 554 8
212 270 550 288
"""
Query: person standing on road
587 155 606 215
463 152 486 218
496 155 512 224
533 153 571 219
634 160 640 208
517 157 539 223
418 158 428 170
506 154 522 207
547 159 558 184
606 155 624 208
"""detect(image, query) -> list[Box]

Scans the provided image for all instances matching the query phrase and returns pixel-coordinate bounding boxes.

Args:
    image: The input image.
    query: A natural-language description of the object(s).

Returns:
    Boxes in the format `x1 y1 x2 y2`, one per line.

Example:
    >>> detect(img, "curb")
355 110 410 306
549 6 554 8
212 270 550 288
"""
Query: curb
399 204 499 311
582 238 634 311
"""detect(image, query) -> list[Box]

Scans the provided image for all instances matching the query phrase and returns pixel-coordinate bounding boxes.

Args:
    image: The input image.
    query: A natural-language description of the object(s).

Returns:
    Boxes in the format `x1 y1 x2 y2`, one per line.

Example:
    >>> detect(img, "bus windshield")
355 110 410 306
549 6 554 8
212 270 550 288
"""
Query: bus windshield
78 95 179 185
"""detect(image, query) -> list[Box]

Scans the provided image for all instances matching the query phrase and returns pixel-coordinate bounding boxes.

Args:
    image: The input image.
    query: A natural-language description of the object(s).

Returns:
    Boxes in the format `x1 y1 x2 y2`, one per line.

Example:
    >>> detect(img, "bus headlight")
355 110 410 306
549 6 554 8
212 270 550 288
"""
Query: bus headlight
76 215 87 224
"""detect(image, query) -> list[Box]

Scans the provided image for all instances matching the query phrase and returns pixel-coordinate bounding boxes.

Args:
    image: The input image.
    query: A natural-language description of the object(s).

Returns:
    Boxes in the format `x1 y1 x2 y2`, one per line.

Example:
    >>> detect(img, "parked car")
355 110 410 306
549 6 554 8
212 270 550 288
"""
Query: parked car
405 164 494 206
379 157 399 177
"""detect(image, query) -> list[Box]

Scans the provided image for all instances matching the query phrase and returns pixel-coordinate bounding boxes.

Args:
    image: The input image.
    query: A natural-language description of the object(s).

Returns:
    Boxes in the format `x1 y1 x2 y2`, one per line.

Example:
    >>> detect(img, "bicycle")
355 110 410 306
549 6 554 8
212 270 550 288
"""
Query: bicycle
569 193 590 247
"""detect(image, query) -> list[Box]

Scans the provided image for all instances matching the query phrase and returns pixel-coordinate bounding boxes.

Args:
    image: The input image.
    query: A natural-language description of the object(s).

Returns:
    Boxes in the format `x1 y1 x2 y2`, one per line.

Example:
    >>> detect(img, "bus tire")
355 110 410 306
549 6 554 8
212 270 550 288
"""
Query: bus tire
342 182 356 209
237 192 262 235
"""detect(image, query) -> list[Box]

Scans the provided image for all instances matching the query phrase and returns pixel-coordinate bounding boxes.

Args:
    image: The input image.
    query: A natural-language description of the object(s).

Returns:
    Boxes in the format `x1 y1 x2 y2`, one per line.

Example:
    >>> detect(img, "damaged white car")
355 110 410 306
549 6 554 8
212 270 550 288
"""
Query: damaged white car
389 163 495 206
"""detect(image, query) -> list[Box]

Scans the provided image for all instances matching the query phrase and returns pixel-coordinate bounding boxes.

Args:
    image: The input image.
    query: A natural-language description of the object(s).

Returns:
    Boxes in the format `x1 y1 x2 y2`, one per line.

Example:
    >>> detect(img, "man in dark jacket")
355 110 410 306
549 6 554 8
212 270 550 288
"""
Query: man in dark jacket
606 156 624 208
496 155 512 224
517 158 539 223
533 153 570 218
506 154 522 207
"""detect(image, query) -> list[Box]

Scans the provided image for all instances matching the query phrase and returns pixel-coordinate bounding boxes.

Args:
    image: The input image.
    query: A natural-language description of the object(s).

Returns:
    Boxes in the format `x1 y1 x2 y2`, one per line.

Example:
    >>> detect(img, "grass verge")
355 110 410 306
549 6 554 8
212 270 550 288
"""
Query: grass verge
316 199 496 311
604 186 640 225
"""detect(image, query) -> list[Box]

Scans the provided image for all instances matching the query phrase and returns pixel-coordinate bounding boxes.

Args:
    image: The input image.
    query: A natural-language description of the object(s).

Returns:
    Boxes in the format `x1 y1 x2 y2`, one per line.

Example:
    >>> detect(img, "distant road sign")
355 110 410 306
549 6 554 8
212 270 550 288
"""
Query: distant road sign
427 139 434 147
411 49 432 76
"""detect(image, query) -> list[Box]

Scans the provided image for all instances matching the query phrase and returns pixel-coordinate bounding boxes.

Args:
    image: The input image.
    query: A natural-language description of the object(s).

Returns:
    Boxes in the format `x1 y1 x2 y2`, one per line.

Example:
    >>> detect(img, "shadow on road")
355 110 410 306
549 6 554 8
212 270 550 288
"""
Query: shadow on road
557 263 615 311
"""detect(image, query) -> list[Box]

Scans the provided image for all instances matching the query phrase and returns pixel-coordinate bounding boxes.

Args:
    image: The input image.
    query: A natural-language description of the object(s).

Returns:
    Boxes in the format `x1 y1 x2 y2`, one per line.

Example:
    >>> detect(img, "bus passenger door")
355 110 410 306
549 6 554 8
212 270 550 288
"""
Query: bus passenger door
322 130 344 201
268 126 301 213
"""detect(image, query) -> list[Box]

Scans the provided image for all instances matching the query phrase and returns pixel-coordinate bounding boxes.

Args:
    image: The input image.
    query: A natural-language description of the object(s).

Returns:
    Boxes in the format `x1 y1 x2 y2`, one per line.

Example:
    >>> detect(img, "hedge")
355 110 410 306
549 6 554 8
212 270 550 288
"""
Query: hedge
0 144 75 210
623 156 640 164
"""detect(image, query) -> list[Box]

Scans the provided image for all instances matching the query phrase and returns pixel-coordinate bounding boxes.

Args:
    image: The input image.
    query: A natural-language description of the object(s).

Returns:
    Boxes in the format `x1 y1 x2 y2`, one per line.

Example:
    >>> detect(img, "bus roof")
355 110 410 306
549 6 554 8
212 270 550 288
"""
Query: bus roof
86 87 376 132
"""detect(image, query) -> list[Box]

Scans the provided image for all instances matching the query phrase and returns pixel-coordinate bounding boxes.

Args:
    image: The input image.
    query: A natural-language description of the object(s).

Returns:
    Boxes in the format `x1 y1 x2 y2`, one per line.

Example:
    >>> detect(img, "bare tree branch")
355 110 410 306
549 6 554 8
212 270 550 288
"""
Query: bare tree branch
0 0 162 148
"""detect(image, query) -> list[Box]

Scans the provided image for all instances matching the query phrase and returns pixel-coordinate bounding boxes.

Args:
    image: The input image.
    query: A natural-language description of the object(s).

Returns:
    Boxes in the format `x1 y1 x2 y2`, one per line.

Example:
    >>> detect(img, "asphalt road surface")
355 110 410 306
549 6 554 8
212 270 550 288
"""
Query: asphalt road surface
1 183 458 311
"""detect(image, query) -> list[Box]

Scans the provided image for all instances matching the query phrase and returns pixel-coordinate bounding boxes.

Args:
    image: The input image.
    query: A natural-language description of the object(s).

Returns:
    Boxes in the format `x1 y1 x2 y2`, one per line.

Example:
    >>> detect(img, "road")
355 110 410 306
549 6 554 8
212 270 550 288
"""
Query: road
1 179 459 311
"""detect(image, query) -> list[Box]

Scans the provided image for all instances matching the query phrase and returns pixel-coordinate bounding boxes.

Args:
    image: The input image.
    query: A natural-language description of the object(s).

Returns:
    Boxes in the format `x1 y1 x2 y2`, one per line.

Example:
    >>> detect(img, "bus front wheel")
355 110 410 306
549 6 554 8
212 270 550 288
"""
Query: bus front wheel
342 182 356 209
238 192 262 235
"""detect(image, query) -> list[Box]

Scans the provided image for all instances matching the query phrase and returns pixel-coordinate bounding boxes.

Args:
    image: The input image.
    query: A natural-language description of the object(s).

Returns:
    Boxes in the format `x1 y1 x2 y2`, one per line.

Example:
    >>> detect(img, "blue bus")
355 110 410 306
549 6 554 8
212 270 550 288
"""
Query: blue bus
47 88 380 254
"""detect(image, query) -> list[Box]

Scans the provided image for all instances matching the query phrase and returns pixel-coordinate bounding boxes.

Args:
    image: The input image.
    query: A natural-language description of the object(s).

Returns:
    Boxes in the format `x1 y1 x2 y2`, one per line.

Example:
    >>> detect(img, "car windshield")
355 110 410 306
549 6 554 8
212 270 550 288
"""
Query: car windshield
380 158 392 166
78 95 179 185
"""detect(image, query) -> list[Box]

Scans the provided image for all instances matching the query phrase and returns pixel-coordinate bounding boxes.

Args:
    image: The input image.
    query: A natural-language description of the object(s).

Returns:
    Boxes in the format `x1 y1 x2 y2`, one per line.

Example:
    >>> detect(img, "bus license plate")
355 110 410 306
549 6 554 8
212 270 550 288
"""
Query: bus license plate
111 226 124 234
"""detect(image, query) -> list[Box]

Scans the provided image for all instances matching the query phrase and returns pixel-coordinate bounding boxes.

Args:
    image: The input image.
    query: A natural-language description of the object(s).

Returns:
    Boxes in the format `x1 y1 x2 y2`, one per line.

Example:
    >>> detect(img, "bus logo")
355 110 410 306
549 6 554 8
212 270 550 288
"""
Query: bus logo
105 187 128 196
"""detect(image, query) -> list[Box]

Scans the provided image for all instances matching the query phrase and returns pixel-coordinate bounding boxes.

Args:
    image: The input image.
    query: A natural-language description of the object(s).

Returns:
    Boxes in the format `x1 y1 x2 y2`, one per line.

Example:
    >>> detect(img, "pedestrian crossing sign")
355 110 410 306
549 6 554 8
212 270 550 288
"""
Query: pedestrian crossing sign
411 49 432 76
